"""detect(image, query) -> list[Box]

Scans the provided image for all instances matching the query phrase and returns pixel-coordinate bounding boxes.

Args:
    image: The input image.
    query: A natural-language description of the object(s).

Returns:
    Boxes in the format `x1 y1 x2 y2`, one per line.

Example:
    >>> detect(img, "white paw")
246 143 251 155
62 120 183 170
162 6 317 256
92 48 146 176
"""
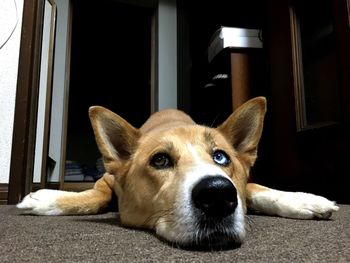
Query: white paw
17 189 65 215
277 192 339 219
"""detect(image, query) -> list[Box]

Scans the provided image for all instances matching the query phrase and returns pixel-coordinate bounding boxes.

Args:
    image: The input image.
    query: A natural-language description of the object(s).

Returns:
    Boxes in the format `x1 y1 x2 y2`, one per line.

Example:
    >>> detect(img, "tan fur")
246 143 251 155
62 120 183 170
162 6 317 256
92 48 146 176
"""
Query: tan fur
56 173 114 214
87 98 267 228
246 183 269 206
140 108 195 133
17 96 339 247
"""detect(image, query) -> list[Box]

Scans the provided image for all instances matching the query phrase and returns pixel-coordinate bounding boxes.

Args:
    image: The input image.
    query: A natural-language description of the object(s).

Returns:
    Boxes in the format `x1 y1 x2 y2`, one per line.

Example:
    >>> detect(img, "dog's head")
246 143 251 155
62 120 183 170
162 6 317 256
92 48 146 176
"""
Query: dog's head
89 97 266 249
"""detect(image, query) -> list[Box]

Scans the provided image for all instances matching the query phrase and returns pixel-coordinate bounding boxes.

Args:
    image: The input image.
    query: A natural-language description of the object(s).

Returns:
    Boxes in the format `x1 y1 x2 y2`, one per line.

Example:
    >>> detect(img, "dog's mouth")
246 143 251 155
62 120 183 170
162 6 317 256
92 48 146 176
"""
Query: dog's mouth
183 230 241 250
181 236 241 251
195 215 244 248
163 215 244 251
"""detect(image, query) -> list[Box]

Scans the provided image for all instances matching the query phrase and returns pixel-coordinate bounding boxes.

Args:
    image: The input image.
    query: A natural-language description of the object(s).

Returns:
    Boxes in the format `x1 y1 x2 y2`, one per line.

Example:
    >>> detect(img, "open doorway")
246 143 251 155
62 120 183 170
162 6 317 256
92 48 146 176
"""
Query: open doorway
63 0 154 184
181 0 271 185
177 1 270 132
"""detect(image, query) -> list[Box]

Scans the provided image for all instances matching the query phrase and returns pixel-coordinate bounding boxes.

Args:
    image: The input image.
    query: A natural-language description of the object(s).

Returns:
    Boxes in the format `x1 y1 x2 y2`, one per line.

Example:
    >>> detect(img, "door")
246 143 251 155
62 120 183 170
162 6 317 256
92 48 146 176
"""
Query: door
264 0 350 203
33 0 57 188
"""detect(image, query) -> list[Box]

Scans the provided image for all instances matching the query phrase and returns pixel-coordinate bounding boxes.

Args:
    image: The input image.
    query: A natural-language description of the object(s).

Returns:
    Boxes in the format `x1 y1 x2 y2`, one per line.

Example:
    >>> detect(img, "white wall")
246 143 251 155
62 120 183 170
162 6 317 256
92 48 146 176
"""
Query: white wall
0 0 24 184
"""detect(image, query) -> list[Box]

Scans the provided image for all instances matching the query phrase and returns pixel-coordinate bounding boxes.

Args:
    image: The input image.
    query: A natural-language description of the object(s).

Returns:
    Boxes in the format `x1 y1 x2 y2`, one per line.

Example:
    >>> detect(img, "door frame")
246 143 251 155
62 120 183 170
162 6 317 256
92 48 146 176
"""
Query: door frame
8 0 179 203
8 0 45 204
9 0 57 204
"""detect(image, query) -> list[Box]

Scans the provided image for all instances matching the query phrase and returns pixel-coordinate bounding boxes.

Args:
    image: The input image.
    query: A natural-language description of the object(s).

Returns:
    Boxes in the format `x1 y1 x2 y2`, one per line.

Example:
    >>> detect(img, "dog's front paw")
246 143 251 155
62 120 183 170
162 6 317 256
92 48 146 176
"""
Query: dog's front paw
278 192 339 219
17 189 64 215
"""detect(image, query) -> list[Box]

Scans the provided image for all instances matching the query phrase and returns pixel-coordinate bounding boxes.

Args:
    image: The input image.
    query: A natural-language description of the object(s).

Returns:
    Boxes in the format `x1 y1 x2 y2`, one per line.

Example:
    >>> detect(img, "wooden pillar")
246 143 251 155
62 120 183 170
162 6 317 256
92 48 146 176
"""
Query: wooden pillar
230 52 251 110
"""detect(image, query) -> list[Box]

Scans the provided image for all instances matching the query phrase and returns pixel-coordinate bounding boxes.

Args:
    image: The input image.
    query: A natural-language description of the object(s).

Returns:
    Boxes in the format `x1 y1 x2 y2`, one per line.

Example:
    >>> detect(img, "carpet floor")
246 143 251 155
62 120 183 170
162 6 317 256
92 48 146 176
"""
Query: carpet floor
0 205 349 262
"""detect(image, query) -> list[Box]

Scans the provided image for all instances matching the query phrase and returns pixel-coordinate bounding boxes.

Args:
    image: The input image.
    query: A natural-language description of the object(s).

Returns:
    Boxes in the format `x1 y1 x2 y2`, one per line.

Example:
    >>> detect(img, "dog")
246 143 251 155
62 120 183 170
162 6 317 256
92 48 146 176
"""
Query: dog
17 97 339 249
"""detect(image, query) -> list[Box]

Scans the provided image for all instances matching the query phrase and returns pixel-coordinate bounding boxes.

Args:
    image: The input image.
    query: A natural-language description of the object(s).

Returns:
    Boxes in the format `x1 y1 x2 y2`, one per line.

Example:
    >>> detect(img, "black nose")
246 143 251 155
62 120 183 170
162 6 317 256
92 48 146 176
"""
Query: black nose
192 176 238 219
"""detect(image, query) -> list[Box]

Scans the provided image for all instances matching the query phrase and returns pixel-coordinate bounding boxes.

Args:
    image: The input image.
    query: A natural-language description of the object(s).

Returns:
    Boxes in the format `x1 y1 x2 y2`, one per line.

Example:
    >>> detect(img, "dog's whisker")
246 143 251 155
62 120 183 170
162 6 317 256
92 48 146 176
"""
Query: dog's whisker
142 209 173 226
209 113 221 128
245 215 254 232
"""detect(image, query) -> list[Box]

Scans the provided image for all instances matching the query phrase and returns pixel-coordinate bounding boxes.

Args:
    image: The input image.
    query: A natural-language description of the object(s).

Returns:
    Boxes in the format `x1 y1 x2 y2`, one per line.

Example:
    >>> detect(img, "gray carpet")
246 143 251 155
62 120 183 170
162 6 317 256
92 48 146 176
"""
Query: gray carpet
0 205 349 263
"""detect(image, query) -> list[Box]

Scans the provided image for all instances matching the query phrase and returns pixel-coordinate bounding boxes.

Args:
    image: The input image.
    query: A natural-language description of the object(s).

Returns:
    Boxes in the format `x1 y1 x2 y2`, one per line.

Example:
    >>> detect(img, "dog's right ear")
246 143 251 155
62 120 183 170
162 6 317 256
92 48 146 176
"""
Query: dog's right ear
89 106 141 172
217 97 266 167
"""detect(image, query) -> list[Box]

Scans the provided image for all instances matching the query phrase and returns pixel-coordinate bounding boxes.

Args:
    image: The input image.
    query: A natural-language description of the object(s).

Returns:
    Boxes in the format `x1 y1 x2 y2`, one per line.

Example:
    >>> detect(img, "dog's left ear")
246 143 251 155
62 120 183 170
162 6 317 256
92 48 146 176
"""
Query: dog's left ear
217 97 267 166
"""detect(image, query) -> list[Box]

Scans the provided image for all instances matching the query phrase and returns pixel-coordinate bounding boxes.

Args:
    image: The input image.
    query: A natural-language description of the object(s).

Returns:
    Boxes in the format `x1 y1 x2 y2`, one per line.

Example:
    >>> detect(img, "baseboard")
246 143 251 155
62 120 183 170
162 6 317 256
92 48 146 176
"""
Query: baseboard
0 184 9 205
31 182 60 192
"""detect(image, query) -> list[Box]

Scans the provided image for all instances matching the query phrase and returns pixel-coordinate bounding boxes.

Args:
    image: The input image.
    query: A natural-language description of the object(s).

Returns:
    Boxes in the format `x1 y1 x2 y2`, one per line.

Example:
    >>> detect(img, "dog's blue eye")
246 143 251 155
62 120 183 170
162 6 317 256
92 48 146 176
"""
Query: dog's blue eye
213 150 230 166
150 153 173 169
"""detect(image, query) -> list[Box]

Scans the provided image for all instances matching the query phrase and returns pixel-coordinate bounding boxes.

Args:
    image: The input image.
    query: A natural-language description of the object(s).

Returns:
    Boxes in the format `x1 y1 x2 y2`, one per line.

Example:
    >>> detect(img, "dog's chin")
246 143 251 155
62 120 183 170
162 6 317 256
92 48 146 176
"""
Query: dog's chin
177 232 242 251
184 218 243 250
157 216 245 251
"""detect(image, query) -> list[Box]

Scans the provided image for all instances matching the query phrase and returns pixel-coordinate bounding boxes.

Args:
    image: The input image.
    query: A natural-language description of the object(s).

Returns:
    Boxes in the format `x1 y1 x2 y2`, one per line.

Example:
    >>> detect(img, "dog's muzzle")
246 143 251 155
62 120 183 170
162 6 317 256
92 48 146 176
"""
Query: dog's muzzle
178 176 242 249
155 174 245 250
192 176 237 219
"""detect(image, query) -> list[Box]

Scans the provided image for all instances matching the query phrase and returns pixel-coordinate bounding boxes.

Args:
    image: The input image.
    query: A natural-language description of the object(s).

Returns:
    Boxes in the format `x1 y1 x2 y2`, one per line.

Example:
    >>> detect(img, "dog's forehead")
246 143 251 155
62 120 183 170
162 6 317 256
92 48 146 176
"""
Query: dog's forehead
138 125 233 154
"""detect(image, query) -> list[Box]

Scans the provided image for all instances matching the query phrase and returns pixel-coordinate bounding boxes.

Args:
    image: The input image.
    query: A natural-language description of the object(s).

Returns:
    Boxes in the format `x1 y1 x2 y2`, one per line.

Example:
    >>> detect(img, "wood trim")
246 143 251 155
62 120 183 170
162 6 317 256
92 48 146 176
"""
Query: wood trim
8 0 44 204
31 182 59 192
289 5 307 131
289 1 347 130
0 184 9 205
150 11 158 113
333 0 350 123
59 0 73 189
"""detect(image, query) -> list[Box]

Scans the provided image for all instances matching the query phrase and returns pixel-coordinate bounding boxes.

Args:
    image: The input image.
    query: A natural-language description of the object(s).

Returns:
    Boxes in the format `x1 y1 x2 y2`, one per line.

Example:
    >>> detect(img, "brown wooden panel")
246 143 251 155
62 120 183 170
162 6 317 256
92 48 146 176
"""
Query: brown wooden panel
0 184 9 205
230 53 251 110
333 0 350 123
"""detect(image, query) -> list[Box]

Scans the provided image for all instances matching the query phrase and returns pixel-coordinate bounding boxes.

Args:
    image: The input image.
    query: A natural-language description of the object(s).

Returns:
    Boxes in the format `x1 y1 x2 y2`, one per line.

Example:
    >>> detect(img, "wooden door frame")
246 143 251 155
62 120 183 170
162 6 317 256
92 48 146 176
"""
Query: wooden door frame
333 0 350 122
8 0 45 204
9 0 176 200
265 0 350 199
